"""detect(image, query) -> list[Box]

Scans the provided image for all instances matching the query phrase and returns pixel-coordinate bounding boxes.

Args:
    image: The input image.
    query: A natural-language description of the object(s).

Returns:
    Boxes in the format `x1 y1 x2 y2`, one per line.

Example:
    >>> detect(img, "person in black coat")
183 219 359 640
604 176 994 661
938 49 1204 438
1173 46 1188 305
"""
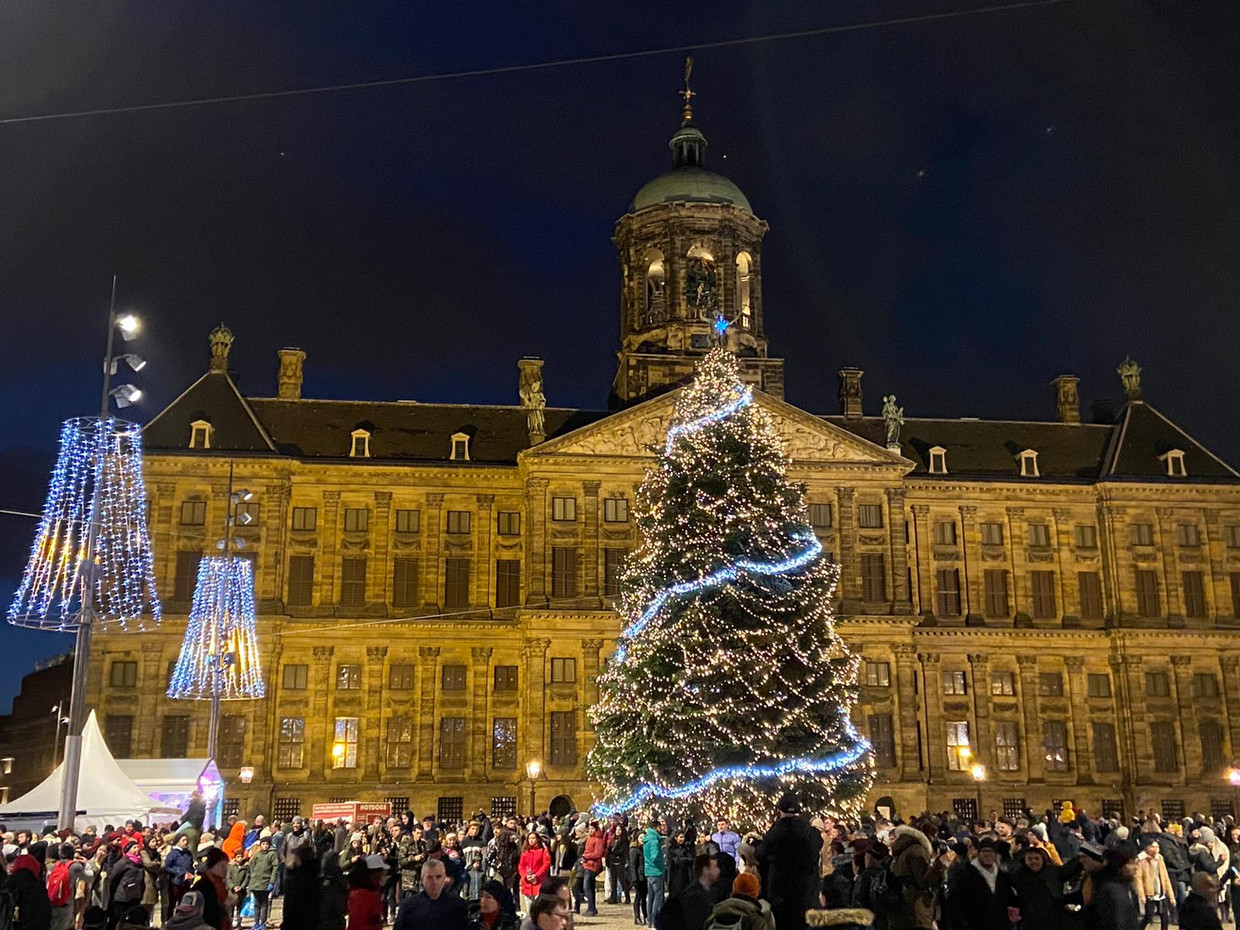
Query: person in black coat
1007 844 1082 930
757 792 824 930
666 833 695 901
1091 851 1141 930
1179 871 1224 930
947 838 1015 930
7 854 52 930
281 844 322 929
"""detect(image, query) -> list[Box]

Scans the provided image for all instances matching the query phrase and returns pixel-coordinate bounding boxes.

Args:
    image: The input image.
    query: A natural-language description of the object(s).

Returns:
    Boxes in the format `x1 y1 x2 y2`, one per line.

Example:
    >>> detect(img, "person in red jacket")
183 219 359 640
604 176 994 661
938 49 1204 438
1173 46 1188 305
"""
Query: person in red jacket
347 854 386 929
518 833 552 914
581 822 606 917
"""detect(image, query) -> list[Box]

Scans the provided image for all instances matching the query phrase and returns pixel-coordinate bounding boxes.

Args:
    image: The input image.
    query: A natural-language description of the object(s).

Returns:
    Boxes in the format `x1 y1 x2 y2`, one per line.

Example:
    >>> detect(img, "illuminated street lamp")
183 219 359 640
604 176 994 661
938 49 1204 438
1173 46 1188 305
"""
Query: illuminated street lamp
239 766 255 785
332 742 346 764
1228 767 1240 788
525 759 542 817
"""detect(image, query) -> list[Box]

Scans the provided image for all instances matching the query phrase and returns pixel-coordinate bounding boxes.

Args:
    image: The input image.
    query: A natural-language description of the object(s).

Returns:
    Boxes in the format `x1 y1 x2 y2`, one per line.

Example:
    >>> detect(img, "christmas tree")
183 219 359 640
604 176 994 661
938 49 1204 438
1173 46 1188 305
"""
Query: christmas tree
588 346 872 824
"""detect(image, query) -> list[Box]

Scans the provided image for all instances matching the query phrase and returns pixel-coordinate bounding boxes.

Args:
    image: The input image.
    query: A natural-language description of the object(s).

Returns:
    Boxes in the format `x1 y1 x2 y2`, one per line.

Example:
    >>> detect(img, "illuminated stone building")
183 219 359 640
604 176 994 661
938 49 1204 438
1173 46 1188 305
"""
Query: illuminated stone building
88 94 1240 826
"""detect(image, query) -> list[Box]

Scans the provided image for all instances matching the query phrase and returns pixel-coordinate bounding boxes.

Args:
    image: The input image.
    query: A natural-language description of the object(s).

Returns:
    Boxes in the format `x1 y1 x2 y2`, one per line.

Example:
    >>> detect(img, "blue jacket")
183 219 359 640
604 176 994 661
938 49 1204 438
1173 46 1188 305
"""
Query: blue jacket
164 846 195 886
643 828 666 877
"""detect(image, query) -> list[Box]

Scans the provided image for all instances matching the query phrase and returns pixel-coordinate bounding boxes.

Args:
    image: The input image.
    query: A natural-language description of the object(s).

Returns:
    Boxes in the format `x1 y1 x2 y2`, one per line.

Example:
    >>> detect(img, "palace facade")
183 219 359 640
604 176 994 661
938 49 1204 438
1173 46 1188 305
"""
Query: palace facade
87 97 1240 827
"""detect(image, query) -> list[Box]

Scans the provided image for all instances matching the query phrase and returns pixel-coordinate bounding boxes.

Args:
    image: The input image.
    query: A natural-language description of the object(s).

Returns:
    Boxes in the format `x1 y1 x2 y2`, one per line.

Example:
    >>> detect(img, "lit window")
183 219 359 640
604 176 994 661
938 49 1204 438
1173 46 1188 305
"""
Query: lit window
450 432 470 461
928 446 947 475
946 721 971 771
990 671 1015 696
1160 449 1187 477
551 497 577 522
1017 449 1039 477
942 670 967 695
864 661 890 687
350 429 370 458
336 664 361 690
735 252 753 329
603 498 629 523
332 717 359 769
189 420 212 450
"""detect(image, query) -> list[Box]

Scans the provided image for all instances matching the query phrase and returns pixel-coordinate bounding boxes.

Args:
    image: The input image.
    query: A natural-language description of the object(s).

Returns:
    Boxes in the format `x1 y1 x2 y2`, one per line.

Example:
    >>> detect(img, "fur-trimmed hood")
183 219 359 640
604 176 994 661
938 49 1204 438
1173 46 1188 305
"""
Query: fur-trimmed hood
806 908 876 927
890 824 932 857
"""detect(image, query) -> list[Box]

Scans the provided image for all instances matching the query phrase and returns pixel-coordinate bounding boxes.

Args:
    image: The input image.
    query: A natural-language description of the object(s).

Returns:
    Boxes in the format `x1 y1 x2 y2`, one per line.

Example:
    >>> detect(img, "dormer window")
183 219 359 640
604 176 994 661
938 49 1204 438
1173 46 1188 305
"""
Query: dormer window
1160 449 1187 477
450 432 471 461
350 429 370 458
928 446 948 475
189 420 212 450
1018 449 1040 478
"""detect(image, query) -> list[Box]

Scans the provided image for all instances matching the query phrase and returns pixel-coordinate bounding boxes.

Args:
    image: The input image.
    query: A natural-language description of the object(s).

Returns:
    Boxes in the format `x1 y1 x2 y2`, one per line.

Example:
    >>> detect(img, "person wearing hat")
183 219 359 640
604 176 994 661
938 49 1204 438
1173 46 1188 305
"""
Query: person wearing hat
347 852 386 929
468 878 521 930
164 890 212 930
108 839 148 930
757 792 822 930
8 852 52 930
705 873 775 930
949 837 1016 928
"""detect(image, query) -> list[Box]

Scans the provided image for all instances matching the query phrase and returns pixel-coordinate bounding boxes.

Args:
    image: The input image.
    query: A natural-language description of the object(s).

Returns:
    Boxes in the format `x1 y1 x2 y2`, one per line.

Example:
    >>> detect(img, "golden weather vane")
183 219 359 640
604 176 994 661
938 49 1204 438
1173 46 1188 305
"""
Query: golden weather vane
680 56 695 122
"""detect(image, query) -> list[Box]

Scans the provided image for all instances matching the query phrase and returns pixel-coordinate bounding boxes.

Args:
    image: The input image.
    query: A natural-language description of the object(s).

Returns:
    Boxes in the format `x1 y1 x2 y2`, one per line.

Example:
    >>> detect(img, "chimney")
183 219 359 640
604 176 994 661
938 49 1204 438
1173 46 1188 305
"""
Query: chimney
277 348 306 400
518 357 546 445
1052 375 1081 425
838 368 864 419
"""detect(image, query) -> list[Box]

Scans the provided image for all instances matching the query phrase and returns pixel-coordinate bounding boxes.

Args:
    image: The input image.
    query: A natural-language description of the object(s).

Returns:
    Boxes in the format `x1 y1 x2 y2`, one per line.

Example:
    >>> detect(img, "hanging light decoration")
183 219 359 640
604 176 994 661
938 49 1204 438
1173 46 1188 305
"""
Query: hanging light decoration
167 556 265 700
8 416 161 632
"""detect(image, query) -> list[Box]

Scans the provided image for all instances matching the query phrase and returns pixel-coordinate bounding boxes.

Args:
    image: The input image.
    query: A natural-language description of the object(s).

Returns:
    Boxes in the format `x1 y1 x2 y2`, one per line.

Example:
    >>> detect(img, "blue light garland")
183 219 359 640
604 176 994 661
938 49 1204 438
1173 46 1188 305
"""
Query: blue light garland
615 532 823 662
167 556 265 700
8 417 161 631
663 384 753 454
594 723 872 816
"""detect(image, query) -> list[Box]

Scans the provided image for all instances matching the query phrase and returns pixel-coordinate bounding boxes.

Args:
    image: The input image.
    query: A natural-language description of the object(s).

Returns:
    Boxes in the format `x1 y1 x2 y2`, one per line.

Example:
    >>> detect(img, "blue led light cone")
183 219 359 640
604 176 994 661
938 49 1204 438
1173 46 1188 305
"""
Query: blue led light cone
167 556 264 700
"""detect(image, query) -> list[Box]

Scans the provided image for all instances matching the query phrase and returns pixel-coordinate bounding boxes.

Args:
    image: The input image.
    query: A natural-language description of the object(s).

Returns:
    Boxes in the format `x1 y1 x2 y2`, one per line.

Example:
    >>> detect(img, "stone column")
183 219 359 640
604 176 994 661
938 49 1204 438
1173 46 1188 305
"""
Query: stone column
583 482 602 599
310 645 334 780
894 644 922 780
153 482 177 597
137 641 166 756
1117 655 1147 788
469 647 493 781
959 506 982 623
581 639 603 756
1017 655 1044 781
1053 509 1078 624
836 488 860 610
1064 656 1092 783
1006 508 1027 622
524 479 549 603
371 492 392 608
264 480 292 607
1156 508 1182 623
910 505 932 616
967 653 991 769
421 494 445 609
1221 656 1240 762
885 489 911 613
1170 655 1196 781
318 491 341 608
523 639 550 764
920 653 943 783
1204 510 1229 623
364 645 387 781
417 646 441 778
476 496 495 608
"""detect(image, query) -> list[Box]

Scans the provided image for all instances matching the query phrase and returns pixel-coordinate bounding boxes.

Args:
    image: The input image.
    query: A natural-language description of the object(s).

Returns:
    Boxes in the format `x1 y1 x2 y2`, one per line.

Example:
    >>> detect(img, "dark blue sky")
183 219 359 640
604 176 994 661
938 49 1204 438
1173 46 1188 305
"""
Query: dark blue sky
1 1 1238 710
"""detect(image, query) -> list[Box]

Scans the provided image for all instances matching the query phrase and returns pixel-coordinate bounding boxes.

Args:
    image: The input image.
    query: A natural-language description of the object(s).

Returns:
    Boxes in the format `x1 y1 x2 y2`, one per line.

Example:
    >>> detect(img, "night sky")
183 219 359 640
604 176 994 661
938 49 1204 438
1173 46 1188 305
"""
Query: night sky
1 1 1237 710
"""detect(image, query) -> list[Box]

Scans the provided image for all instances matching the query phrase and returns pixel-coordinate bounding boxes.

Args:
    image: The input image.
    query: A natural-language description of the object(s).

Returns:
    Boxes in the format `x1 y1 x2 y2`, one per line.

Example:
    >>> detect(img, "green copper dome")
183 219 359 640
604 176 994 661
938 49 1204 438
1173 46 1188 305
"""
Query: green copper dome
629 120 752 214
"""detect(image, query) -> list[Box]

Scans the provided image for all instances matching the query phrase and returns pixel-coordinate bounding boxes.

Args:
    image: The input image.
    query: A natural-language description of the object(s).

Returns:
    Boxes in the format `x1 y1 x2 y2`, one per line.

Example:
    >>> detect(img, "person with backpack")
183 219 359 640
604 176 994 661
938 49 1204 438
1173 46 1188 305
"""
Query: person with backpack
47 844 75 930
705 873 775 930
107 842 147 930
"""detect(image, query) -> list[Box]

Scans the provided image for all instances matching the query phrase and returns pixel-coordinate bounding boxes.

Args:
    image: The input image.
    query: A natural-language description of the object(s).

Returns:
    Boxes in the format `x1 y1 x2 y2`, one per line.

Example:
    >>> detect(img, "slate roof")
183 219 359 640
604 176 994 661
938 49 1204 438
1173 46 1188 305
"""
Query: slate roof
142 370 606 464
826 403 1239 483
142 368 1238 482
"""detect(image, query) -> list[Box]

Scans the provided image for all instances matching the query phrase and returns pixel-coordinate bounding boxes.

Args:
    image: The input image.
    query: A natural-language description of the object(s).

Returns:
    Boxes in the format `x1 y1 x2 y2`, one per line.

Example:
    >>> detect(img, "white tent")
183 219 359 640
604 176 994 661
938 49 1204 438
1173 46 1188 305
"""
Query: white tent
0 710 182 831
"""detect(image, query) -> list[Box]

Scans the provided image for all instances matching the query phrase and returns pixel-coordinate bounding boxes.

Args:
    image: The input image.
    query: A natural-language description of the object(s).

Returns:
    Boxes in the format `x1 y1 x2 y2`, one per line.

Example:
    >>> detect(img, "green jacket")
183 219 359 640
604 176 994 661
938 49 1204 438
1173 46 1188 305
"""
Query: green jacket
707 894 776 930
225 862 249 893
247 848 279 890
643 828 666 877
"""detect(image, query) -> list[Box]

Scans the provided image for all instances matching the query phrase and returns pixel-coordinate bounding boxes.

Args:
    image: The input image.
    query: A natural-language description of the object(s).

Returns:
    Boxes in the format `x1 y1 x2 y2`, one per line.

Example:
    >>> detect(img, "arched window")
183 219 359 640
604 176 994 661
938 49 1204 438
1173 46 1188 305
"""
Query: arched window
735 252 753 330
685 245 717 321
643 248 666 326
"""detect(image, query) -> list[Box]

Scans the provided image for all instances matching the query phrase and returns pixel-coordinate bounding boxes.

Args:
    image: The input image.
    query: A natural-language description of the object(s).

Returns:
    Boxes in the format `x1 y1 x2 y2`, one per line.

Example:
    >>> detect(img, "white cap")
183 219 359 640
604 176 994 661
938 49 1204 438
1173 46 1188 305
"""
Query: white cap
364 854 386 870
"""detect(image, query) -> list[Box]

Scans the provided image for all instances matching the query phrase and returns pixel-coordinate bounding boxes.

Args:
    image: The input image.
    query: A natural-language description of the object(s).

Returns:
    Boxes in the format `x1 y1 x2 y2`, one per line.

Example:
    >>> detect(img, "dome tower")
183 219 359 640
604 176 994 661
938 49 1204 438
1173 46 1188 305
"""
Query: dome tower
611 59 784 407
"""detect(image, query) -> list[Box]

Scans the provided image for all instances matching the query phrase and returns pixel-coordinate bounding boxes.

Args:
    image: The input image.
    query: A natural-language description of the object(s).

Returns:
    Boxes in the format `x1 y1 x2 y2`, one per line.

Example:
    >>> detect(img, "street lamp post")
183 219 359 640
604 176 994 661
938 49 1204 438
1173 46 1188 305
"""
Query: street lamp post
206 462 252 765
525 759 542 818
58 277 146 831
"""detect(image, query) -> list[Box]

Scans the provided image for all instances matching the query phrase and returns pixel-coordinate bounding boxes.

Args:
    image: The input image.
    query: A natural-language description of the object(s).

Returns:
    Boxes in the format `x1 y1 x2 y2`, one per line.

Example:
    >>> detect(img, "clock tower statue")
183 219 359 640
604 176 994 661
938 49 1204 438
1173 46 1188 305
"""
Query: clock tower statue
611 59 784 407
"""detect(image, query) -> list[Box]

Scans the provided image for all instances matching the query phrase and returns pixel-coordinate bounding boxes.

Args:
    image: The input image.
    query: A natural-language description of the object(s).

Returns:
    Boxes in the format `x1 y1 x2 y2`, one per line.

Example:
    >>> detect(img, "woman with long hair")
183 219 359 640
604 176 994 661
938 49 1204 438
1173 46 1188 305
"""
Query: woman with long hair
518 832 552 913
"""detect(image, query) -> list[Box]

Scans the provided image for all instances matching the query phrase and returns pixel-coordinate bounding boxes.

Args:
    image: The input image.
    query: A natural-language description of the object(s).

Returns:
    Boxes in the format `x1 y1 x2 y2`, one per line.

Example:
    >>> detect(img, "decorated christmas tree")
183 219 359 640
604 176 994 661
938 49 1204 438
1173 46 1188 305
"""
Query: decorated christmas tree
588 346 872 824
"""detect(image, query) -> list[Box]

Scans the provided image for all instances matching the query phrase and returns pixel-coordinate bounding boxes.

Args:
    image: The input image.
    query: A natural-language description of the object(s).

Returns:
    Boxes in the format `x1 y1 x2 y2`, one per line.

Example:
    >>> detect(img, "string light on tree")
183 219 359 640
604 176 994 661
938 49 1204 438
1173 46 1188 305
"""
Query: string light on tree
167 556 265 700
8 416 161 632
587 347 872 825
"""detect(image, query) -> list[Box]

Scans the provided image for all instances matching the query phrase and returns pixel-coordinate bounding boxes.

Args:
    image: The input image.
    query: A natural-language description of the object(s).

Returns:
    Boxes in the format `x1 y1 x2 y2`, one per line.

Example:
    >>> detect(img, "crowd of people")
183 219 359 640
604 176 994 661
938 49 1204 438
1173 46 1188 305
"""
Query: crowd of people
3 790 1240 930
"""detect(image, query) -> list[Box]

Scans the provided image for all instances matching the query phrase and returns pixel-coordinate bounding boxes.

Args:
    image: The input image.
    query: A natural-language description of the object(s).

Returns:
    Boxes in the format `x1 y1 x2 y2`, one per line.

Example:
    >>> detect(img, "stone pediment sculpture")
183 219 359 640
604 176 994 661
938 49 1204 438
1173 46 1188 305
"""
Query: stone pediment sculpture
530 390 905 466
